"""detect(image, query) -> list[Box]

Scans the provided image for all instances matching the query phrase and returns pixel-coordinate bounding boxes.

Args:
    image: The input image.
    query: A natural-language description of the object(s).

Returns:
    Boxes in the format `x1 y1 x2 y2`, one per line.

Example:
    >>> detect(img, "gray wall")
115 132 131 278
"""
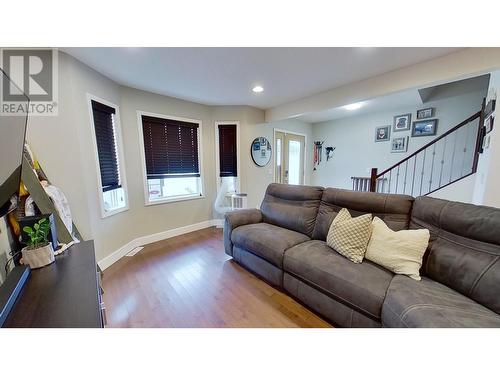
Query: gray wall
240 118 313 208
25 52 119 241
24 51 494 262
26 52 311 261
311 89 486 202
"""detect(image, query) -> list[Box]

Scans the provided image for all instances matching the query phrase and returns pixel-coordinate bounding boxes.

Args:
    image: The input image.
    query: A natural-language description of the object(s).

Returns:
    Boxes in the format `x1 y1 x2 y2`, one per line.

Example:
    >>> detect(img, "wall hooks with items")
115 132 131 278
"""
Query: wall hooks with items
325 146 335 161
313 141 324 170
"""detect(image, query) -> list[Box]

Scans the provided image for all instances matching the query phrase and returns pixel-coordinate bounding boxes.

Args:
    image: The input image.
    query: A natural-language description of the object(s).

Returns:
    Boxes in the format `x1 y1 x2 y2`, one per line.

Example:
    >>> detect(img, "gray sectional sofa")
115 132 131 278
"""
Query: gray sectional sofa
224 183 500 328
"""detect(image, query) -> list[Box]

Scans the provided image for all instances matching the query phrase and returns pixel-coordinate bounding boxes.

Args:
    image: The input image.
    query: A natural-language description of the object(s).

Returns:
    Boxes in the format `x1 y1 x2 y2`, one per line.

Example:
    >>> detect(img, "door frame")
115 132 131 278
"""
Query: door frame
214 121 241 192
273 128 307 185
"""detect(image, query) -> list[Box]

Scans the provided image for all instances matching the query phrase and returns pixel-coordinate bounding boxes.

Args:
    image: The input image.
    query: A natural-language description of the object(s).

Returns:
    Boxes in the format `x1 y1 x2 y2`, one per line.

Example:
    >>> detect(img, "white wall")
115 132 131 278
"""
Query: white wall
428 174 477 203
472 70 500 208
311 89 486 202
25 52 312 261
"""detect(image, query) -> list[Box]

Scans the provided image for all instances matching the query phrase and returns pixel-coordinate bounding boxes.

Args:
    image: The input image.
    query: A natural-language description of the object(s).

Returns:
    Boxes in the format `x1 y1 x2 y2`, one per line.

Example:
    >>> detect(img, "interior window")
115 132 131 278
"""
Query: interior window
141 115 202 203
90 99 128 216
218 124 238 193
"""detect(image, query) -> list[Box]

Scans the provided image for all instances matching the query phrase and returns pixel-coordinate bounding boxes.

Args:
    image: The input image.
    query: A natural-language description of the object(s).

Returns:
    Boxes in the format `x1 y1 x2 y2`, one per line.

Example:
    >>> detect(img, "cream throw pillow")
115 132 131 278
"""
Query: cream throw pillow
365 217 430 280
326 208 372 263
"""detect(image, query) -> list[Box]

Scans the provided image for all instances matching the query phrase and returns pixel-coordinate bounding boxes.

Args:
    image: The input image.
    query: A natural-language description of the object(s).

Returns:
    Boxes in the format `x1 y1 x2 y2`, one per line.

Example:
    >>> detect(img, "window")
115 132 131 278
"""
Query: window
216 122 239 194
140 114 203 204
218 124 237 177
89 97 128 217
218 124 237 192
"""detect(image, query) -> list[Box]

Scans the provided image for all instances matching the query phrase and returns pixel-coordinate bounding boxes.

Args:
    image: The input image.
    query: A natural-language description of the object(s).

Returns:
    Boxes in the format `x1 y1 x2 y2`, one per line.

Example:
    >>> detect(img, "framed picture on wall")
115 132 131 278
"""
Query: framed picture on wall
393 113 411 132
412 119 438 137
374 125 390 142
416 107 434 119
391 136 409 153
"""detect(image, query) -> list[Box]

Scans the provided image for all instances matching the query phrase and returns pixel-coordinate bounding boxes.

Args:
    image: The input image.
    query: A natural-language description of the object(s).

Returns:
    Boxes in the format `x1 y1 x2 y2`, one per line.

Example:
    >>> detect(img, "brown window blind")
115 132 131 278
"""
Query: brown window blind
141 115 200 179
91 100 120 192
218 124 237 177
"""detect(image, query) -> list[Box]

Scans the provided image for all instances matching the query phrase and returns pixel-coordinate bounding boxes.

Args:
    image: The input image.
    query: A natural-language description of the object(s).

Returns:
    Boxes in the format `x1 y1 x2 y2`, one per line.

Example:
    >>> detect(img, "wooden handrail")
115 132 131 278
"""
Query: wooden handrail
376 110 481 178
369 99 496 197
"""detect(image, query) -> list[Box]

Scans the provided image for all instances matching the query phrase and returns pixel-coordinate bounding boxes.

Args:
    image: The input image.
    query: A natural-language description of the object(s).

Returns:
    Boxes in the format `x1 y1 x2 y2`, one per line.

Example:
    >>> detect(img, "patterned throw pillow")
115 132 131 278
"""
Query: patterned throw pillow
326 208 373 263
365 216 430 280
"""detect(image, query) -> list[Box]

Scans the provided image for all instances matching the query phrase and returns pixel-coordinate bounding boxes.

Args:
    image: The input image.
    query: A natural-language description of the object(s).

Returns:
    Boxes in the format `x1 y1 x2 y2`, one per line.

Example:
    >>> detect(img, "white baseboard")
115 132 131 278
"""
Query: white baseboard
213 219 224 228
98 239 138 271
98 220 218 271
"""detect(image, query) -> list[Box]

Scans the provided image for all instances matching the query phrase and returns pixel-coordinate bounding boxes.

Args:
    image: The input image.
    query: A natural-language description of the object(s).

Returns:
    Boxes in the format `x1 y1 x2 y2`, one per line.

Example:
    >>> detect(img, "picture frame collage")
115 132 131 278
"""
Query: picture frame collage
375 107 439 153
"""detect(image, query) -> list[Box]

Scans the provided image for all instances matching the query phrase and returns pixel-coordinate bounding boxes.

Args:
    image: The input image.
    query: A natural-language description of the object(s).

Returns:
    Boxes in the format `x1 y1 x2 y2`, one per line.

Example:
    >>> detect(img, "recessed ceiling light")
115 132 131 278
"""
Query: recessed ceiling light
252 85 264 93
344 102 363 111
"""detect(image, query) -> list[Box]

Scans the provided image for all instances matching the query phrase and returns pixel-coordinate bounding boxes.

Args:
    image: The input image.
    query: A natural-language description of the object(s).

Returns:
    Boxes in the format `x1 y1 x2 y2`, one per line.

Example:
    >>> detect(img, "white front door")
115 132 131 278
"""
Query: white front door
275 131 305 185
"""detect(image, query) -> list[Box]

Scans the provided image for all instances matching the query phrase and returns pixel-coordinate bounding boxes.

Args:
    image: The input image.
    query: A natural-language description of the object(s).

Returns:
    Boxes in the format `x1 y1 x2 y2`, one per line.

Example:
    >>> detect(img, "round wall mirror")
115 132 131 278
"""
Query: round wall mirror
251 137 272 167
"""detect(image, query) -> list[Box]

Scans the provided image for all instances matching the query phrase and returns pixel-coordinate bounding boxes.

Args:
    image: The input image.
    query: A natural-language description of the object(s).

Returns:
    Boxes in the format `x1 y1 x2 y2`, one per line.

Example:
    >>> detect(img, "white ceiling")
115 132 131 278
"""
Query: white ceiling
299 89 422 123
299 73 490 123
63 47 462 109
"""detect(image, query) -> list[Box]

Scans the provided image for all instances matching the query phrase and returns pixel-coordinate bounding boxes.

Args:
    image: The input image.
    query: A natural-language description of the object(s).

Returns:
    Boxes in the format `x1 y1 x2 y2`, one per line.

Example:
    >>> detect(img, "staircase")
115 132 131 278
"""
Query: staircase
353 99 495 197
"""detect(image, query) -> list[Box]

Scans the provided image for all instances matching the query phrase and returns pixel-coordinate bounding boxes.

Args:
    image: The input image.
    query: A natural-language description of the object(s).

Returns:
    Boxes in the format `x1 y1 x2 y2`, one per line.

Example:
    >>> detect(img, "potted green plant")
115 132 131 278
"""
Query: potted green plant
21 218 55 269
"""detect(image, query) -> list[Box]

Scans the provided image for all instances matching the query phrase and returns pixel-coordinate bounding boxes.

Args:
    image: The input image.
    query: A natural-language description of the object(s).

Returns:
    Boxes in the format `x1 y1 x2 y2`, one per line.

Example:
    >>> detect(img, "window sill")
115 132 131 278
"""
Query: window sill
101 205 130 219
145 194 205 206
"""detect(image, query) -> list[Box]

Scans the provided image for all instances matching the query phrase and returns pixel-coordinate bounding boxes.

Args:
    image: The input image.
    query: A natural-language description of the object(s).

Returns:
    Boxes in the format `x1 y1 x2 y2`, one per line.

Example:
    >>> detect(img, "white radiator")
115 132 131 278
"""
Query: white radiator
230 193 248 210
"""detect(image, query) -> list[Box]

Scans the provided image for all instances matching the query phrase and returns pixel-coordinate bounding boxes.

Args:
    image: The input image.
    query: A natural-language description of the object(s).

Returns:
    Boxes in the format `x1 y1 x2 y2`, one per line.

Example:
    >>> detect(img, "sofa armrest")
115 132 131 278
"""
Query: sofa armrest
224 209 262 256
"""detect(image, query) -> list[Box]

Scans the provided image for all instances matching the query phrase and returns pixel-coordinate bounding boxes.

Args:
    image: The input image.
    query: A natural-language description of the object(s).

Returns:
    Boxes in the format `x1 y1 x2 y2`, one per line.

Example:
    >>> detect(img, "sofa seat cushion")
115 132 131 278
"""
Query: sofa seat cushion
382 275 500 328
231 223 310 267
283 240 394 320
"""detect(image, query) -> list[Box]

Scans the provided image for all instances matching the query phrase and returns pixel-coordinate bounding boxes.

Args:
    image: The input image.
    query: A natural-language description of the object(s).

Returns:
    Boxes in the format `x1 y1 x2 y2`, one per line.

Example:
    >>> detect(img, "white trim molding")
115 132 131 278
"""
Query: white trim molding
86 93 130 219
212 219 224 228
98 220 219 270
214 120 241 193
136 110 205 206
273 128 308 185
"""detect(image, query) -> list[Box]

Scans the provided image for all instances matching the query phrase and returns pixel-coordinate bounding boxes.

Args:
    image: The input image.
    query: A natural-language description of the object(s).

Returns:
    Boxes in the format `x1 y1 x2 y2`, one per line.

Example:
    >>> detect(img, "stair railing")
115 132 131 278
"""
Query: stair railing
352 176 387 192
369 99 491 197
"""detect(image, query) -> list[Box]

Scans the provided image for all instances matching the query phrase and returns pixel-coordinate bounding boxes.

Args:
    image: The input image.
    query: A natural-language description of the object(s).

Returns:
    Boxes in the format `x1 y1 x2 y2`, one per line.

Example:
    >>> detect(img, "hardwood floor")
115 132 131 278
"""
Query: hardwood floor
102 227 331 328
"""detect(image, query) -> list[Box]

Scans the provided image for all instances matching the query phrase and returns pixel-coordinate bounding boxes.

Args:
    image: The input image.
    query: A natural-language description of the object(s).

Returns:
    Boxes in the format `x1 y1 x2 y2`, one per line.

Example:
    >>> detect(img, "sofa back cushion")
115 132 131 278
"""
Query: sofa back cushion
312 188 414 241
411 196 500 315
260 183 324 237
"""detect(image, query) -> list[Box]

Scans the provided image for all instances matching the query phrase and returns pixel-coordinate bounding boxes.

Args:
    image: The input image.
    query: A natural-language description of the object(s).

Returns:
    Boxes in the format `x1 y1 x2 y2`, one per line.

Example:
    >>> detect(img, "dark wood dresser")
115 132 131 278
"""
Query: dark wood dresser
4 241 104 328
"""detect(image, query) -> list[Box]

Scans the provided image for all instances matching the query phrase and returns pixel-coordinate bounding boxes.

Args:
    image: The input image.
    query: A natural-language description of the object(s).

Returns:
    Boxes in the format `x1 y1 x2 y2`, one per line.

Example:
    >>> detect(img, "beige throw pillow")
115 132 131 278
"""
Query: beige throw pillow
326 208 372 263
365 217 430 280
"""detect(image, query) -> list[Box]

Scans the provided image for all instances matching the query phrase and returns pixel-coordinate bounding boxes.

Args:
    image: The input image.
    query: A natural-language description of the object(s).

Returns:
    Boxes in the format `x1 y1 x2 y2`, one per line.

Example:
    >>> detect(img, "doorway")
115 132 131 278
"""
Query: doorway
274 130 306 185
